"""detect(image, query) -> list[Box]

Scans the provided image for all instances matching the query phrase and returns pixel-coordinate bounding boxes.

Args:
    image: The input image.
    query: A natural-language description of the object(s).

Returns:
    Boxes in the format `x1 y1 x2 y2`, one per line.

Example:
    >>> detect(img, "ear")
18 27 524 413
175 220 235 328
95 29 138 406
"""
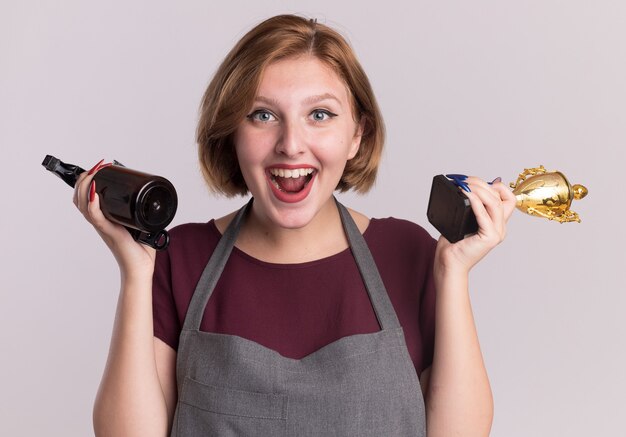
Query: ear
348 117 365 160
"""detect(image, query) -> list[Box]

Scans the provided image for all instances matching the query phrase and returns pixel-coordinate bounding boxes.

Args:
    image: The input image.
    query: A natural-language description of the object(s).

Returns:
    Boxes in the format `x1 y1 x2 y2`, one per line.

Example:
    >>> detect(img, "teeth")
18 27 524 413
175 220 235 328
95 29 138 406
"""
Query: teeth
269 168 314 178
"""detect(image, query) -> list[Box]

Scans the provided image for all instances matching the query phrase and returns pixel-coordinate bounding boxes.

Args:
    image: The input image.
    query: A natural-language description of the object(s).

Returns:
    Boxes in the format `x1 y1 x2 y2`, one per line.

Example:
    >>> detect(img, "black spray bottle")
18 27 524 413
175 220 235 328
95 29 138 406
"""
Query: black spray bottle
42 155 177 250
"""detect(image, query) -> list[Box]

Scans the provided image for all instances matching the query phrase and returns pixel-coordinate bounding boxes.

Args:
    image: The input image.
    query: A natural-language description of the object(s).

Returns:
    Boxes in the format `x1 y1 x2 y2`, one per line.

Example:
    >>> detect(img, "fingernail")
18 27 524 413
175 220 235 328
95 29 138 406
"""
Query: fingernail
87 159 105 175
96 162 113 172
89 181 96 202
446 174 470 191
459 182 471 193
488 177 502 185
446 174 468 181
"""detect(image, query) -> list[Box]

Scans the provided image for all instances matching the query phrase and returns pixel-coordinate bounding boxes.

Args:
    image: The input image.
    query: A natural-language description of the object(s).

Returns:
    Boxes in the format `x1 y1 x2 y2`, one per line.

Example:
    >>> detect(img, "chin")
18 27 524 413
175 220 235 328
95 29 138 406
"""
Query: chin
266 203 319 230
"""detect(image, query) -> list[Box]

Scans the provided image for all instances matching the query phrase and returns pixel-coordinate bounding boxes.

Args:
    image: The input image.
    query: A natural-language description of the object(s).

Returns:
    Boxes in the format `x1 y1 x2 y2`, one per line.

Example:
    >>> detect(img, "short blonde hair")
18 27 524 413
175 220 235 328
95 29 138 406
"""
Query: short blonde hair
197 14 385 196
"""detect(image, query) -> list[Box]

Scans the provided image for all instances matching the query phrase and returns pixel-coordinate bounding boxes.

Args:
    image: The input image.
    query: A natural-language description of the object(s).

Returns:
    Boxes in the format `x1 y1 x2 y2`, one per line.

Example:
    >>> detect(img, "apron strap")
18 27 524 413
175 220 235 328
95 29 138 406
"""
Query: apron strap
335 199 401 330
182 197 401 332
182 198 252 331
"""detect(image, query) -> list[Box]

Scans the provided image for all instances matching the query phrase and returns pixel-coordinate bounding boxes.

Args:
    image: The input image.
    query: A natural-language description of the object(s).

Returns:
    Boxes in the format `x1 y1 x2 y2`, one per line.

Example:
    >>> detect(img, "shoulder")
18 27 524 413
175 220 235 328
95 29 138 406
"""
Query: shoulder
168 221 220 246
367 216 436 246
365 217 437 265
345 207 370 234
157 220 221 266
153 220 224 300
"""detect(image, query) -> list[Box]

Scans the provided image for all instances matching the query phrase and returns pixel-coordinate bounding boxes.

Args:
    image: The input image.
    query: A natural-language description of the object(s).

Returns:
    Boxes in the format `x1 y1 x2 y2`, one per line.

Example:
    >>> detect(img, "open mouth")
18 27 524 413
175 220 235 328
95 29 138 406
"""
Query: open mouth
268 167 316 193
266 167 317 203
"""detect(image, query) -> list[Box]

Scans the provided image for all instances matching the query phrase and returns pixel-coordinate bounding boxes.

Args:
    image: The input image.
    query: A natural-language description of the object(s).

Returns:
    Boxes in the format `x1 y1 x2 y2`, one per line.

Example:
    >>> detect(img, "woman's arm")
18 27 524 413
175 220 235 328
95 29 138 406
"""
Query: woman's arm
92 276 175 436
72 163 176 436
422 177 517 436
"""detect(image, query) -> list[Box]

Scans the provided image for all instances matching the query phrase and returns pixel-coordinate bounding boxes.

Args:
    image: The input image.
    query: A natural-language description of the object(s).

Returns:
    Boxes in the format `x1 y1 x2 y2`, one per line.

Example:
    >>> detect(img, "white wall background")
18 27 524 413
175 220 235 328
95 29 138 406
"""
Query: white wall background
2 1 625 435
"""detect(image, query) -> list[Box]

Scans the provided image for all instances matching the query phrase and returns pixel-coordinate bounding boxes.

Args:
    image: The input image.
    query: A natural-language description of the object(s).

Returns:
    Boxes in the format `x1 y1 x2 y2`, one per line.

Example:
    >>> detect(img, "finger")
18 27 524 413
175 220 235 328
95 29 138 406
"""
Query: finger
74 171 92 213
443 175 507 248
468 184 505 235
88 159 105 174
489 181 517 221
86 181 122 238
74 159 102 211
466 177 501 203
76 160 112 214
463 189 491 233
467 177 514 233
460 189 504 248
73 170 91 207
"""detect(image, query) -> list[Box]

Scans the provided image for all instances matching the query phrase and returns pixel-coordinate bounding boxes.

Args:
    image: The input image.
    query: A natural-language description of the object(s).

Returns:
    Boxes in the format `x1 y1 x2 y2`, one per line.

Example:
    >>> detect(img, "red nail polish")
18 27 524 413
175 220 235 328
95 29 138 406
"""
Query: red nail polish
89 181 96 202
96 162 113 172
87 159 104 175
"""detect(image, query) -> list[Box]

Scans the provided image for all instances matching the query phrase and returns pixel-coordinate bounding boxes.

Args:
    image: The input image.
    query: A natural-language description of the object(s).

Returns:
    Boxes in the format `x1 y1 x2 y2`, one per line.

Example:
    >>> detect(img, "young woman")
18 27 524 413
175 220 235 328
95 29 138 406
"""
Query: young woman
74 14 516 437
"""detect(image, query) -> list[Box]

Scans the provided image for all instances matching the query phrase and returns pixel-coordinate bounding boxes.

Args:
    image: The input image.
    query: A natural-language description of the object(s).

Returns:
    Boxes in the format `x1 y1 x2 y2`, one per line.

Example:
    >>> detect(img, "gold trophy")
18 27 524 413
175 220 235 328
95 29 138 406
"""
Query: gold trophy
427 165 588 242
510 165 588 223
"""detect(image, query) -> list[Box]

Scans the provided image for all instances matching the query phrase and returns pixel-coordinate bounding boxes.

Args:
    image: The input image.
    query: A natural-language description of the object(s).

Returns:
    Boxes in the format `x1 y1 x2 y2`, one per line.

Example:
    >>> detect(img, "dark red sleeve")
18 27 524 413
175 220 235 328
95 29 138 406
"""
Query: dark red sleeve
152 222 221 351
418 237 437 374
152 243 181 351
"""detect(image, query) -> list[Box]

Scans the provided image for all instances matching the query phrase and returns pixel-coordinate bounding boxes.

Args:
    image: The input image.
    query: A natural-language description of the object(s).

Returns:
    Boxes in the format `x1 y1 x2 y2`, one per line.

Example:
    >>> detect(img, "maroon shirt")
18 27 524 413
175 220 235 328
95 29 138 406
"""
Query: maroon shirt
153 216 437 375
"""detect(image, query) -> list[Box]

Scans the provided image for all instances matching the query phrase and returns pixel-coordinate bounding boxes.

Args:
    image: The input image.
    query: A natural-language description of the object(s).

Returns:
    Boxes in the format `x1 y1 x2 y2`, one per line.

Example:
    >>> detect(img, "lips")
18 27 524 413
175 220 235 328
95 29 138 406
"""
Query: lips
266 165 317 203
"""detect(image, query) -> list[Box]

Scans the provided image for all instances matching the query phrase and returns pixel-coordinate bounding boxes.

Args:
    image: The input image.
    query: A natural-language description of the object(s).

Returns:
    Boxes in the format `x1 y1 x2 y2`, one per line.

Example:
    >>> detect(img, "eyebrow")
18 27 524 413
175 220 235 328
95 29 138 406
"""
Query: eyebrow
254 96 280 106
303 93 342 106
254 93 342 107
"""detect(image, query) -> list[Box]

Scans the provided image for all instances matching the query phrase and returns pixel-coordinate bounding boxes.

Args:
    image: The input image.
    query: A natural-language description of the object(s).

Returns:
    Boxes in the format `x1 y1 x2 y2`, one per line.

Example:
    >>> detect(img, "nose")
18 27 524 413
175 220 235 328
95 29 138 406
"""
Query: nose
275 119 305 158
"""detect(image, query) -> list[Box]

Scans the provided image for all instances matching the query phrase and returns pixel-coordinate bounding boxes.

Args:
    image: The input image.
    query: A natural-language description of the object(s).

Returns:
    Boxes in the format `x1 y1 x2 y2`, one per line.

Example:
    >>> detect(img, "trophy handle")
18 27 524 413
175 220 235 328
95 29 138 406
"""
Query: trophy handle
510 165 547 190
526 207 581 223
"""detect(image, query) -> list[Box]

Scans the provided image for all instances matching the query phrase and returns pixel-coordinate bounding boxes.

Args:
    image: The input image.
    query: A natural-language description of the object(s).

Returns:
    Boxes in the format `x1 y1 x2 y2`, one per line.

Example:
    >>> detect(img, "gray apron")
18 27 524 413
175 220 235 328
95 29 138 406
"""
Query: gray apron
170 199 426 436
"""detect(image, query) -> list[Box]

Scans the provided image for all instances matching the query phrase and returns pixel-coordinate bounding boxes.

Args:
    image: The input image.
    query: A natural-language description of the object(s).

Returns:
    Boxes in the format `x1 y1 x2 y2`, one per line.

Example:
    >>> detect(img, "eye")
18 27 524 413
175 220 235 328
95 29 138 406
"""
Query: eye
310 109 337 123
247 110 277 123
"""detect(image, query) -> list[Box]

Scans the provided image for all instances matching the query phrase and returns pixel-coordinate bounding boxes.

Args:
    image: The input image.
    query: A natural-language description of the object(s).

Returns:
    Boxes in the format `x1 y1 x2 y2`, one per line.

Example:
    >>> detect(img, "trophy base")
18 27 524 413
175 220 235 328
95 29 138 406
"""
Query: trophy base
427 175 478 243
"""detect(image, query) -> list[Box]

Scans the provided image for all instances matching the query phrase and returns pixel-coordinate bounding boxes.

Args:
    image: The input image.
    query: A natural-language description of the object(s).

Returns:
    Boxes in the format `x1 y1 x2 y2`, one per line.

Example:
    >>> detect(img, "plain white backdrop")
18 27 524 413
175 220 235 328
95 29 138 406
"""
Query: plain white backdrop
2 1 625 435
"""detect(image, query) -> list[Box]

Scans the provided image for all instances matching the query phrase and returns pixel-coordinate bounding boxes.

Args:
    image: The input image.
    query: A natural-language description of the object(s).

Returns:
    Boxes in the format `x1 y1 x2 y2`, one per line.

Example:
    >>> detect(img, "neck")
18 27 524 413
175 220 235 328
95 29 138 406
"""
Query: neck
238 198 348 264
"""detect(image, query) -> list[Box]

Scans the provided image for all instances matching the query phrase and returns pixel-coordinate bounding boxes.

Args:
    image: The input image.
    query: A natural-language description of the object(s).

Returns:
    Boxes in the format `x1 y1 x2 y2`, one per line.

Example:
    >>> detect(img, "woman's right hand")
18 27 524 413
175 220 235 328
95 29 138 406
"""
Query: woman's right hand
73 159 157 279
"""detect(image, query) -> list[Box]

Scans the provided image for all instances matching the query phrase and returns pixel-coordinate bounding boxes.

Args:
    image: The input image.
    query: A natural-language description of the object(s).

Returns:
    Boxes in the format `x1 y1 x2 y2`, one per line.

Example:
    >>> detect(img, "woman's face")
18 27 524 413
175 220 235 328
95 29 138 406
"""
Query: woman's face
234 55 363 229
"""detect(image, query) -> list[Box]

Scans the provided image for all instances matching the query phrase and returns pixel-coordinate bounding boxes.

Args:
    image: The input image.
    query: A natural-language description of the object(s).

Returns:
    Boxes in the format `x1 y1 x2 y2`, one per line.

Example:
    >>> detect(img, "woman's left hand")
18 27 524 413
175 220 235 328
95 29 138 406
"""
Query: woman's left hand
435 176 518 276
